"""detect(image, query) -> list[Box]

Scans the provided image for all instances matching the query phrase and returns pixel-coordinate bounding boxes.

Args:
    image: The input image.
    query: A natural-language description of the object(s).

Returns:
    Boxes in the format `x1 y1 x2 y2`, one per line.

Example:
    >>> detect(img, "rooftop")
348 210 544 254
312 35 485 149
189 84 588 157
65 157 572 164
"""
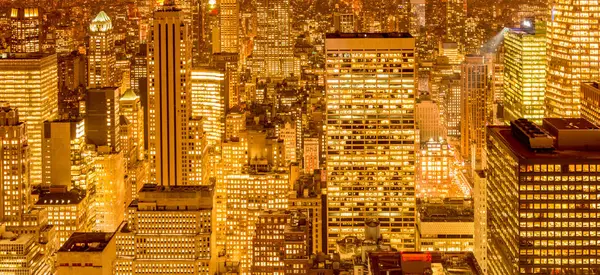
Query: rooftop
139 183 212 193
120 89 139 101
543 117 598 130
0 233 34 246
418 199 474 222
489 123 600 161
59 232 114 253
326 32 413 39
583 82 600 90
0 52 53 60
36 189 86 205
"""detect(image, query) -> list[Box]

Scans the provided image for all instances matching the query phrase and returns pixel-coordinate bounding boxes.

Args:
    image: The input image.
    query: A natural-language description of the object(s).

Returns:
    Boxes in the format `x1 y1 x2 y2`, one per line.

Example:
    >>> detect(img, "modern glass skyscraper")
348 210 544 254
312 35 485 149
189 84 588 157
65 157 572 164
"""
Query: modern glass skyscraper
325 33 417 252
487 118 600 274
0 53 58 186
545 1 600 118
503 22 546 125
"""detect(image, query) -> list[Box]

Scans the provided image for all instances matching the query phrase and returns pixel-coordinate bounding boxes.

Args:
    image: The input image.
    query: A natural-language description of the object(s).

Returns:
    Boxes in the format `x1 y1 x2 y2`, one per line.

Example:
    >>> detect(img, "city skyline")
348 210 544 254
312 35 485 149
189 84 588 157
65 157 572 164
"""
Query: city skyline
0 0 598 274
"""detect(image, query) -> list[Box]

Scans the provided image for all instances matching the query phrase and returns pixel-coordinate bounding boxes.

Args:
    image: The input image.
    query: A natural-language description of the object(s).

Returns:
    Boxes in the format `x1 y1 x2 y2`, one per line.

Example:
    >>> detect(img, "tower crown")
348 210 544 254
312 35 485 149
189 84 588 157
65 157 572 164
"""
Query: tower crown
90 11 112 32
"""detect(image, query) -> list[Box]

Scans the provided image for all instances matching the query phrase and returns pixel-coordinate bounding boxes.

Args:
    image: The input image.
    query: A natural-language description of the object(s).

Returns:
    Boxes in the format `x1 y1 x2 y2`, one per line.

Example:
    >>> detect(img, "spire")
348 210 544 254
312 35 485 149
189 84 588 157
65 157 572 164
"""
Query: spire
90 11 112 32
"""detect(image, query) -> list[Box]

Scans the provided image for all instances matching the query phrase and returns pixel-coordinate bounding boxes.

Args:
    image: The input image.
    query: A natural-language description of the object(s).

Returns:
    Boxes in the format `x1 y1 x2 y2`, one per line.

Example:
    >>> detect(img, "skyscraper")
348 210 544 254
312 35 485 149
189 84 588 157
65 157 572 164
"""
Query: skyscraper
503 21 546 124
486 118 600 274
42 118 93 190
114 184 214 275
253 0 294 78
0 105 30 226
148 3 193 185
441 73 462 139
120 89 145 161
220 0 239 53
446 0 465 48
88 11 116 88
325 33 417 252
9 8 40 53
0 53 58 186
190 69 224 145
581 82 600 126
546 1 600 118
225 171 289 273
86 87 121 153
460 55 490 163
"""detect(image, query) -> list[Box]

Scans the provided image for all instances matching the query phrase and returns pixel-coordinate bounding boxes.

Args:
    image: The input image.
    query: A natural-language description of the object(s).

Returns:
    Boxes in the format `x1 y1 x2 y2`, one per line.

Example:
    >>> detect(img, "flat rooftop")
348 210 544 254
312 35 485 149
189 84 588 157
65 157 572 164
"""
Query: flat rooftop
59 232 114 253
0 233 34 246
419 201 474 223
489 126 600 160
139 183 212 193
326 32 413 39
583 82 600 90
36 190 86 205
0 52 53 60
544 117 598 130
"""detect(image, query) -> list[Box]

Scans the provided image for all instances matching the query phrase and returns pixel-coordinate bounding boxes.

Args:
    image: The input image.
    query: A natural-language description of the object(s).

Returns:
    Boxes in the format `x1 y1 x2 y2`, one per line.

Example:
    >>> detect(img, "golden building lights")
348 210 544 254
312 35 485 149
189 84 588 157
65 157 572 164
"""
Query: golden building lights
0 53 58 186
503 22 546 124
190 69 225 145
88 11 116 88
325 33 417 252
545 1 600 118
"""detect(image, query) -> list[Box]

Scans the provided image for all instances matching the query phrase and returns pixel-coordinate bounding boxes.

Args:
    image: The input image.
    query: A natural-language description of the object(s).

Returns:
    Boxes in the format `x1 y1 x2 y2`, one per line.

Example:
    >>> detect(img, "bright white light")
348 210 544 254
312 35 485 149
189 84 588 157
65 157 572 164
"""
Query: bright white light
209 0 216 5
523 20 532 28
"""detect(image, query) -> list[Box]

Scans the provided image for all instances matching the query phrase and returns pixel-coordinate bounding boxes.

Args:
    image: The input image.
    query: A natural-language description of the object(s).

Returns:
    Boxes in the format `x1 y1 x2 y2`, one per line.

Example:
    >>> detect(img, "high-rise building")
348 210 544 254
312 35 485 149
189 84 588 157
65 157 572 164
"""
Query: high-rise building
93 148 126 232
120 89 145 161
503 22 546 125
57 232 116 275
36 188 91 246
213 53 240 110
473 169 487 274
416 139 454 198
9 8 40 53
417 200 474 252
251 211 310 274
88 11 116 88
546 1 600 118
332 13 355 33
279 122 297 164
253 0 294 78
325 33 417 252
0 53 58 186
0 105 30 226
225 171 289 273
486 118 600 274
130 45 148 95
415 98 444 142
581 82 600 126
219 0 239 52
148 3 194 185
289 174 324 253
0 232 51 274
58 51 87 92
225 110 245 140
446 0 465 48
441 74 462 140
86 87 121 153
303 137 319 174
409 0 426 36
190 69 225 145
114 184 214 275
460 55 490 163
42 118 94 191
